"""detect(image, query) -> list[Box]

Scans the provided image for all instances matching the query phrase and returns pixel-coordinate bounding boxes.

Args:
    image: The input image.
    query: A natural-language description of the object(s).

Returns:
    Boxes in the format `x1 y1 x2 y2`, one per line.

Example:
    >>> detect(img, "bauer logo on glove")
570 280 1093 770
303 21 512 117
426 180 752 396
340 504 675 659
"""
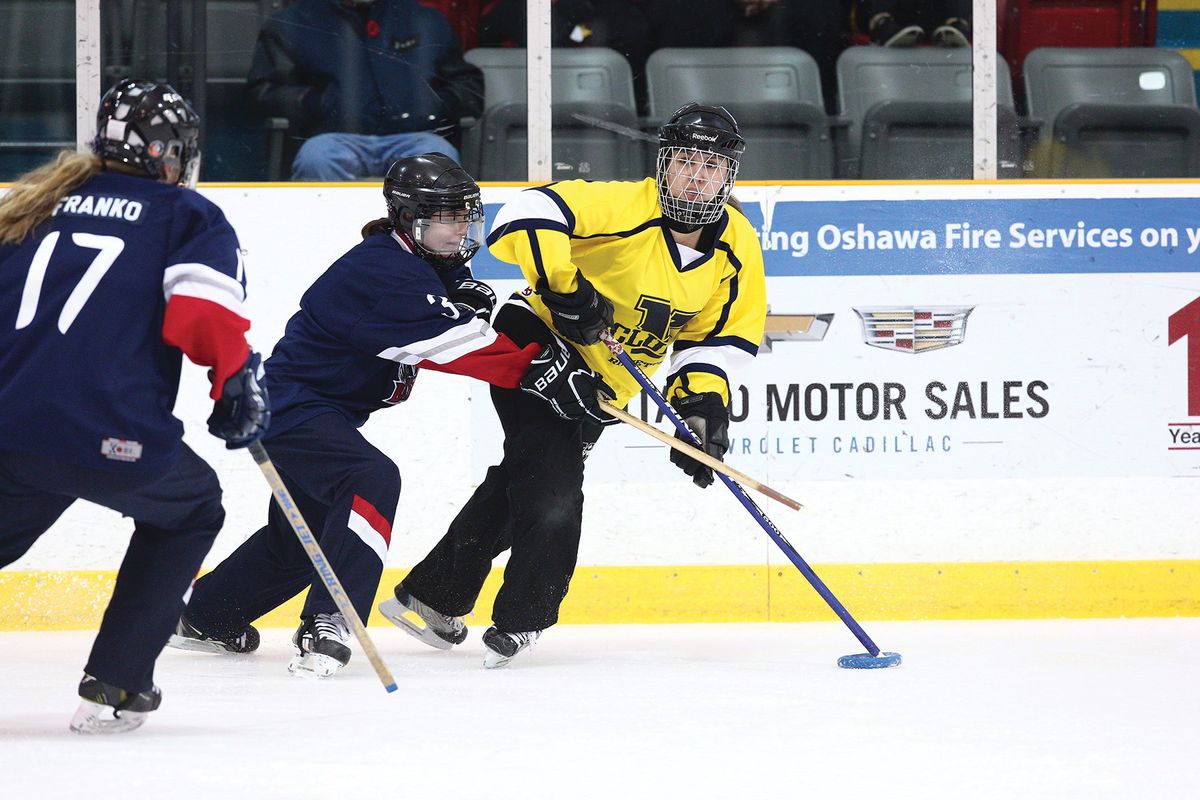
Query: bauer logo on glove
520 335 614 424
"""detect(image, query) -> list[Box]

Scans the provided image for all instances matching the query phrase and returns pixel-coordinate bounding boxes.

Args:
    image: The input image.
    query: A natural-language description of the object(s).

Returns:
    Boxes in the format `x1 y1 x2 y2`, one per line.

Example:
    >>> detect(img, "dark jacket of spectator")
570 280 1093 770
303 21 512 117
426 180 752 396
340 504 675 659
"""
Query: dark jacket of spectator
247 0 484 138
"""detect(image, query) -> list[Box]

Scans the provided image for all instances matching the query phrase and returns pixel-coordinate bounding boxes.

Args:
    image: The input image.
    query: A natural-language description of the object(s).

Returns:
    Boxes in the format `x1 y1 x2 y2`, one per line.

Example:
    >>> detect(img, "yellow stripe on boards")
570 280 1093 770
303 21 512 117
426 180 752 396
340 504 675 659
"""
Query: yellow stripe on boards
1 561 1197 631
1176 49 1200 71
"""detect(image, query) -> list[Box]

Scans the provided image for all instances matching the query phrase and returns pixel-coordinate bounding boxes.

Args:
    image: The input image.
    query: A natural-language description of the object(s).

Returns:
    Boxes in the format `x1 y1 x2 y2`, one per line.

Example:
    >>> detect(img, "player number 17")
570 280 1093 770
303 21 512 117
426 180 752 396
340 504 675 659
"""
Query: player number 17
14 232 125 334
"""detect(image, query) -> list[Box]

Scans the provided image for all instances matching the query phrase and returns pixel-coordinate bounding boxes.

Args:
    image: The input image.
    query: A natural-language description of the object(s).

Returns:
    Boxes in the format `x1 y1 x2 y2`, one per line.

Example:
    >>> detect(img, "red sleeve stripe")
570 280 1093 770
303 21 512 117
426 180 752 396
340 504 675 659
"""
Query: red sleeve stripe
418 333 540 388
162 295 250 399
348 494 393 565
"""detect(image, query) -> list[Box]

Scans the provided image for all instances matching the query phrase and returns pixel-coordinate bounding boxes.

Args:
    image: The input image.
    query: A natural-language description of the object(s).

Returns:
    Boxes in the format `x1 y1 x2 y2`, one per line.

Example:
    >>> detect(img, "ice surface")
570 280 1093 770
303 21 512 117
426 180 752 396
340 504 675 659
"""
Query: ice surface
3 619 1197 799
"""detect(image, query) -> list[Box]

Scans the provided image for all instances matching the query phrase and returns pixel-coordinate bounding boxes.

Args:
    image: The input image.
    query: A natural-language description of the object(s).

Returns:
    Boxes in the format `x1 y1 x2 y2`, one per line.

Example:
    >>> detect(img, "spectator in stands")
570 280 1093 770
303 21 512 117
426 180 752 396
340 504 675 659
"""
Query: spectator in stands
248 0 483 180
859 1 972 47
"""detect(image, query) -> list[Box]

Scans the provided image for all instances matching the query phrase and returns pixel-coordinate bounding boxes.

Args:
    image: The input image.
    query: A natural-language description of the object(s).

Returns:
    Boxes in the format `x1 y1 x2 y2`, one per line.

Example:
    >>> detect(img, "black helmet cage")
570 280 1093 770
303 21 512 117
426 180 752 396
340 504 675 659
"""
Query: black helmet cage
93 79 201 187
656 103 746 227
385 180 485 271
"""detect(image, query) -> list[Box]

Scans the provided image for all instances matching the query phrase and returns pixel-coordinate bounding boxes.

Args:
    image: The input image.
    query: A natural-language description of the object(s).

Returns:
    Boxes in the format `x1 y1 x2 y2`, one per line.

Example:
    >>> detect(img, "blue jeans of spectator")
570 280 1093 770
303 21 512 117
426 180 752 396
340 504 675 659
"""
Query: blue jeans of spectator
291 130 461 180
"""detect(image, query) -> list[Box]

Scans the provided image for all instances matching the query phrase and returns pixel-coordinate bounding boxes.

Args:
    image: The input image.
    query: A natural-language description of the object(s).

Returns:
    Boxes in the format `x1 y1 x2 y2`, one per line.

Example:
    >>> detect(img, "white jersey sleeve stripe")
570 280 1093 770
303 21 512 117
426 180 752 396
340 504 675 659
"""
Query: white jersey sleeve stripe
670 342 754 378
347 508 389 566
377 316 498 365
490 188 569 235
163 262 247 303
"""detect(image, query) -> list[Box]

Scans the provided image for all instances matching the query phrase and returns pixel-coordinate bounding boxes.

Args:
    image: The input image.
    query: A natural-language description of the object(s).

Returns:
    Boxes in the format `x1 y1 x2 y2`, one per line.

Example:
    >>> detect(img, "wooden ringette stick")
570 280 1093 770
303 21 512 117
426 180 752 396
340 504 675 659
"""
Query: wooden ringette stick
599 399 803 511
249 442 398 693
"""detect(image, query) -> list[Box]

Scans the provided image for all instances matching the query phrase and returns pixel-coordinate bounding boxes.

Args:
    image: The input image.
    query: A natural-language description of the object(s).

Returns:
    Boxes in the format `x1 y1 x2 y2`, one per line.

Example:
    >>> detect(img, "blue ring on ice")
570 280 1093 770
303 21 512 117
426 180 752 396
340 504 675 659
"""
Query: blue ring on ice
837 652 902 669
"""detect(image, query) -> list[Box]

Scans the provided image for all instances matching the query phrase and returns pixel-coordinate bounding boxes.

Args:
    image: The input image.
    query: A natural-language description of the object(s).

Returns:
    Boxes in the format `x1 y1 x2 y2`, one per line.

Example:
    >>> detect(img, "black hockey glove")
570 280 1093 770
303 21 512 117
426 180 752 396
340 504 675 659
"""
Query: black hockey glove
537 274 614 345
450 277 497 320
669 392 730 489
520 335 615 424
207 351 270 449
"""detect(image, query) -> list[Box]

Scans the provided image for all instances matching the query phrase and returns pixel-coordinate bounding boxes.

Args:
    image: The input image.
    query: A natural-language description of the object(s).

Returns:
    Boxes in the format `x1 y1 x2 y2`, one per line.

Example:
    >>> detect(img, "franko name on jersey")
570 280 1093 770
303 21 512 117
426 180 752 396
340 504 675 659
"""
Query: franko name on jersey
55 193 146 224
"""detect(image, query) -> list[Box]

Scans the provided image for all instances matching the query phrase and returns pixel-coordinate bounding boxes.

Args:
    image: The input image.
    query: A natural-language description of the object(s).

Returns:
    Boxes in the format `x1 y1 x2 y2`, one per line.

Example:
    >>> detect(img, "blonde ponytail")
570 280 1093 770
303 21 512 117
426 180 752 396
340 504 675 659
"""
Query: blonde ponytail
0 151 102 245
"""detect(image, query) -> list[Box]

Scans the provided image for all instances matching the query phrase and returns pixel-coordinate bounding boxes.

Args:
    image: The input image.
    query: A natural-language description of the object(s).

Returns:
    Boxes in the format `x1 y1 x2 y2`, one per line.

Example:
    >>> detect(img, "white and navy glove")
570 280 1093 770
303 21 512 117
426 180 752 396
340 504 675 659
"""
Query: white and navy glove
450 278 497 320
669 392 729 488
207 351 270 449
520 335 614 424
537 274 614 345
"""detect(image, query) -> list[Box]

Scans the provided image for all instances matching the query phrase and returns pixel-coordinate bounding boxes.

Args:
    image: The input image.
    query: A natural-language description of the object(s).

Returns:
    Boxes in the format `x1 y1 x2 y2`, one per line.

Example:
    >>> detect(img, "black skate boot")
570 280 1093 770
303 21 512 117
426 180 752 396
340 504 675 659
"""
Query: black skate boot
378 585 467 650
289 613 352 677
167 614 260 654
70 674 162 735
482 627 541 669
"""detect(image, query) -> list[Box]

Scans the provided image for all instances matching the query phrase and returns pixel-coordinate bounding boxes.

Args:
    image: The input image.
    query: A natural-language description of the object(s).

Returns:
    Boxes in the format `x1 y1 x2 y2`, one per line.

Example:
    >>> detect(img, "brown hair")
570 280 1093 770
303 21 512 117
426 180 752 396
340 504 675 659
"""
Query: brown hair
361 217 394 239
726 193 743 213
0 151 103 245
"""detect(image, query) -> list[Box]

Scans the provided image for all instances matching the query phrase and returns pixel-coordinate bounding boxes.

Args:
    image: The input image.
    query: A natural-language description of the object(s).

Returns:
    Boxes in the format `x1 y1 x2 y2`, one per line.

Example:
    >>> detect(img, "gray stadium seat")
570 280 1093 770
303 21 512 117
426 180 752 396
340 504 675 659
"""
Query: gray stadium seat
835 47 1021 180
1022 47 1200 178
466 47 637 109
476 102 643 181
644 47 833 180
463 47 640 180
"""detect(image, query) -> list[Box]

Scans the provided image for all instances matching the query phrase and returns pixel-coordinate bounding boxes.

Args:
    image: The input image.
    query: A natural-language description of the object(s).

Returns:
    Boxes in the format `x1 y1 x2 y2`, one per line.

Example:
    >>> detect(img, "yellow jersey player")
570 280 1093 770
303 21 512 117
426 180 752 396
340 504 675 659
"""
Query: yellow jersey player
379 103 767 667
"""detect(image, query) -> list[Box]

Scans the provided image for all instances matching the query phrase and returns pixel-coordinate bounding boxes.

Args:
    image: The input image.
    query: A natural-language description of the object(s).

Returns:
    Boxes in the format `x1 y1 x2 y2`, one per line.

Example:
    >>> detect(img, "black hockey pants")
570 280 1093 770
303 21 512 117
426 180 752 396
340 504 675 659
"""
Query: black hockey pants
0 447 223 693
402 304 603 632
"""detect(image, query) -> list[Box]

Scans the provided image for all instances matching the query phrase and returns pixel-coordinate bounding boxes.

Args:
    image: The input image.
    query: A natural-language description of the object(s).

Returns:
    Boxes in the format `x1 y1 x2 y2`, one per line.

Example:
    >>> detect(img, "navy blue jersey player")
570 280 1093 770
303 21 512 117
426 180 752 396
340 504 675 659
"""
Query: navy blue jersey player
169 153 600 678
0 79 269 734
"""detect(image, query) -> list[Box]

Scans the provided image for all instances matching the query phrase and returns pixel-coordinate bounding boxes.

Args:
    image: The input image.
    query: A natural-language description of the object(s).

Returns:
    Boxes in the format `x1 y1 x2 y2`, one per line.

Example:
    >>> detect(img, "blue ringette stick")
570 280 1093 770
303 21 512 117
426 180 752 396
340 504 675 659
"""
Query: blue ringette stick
599 331 900 668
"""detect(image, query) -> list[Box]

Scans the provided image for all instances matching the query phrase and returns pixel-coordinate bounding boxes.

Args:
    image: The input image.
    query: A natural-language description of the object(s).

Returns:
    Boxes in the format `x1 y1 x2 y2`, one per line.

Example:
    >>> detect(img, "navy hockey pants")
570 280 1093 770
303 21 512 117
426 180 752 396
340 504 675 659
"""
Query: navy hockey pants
0 447 223 694
183 412 399 634
402 305 602 632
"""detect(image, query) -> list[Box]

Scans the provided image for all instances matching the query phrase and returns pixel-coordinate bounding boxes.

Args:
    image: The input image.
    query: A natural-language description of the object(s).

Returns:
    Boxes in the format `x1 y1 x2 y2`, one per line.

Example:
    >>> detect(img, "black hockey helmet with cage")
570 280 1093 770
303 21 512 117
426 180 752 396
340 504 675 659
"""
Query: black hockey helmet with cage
93 78 201 188
656 103 746 228
383 152 485 271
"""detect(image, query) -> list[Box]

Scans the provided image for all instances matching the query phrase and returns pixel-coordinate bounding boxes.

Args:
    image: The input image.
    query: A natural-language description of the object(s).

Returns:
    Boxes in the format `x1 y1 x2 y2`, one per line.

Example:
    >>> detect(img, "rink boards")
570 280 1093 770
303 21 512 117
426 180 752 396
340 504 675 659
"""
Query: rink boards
2 180 1199 628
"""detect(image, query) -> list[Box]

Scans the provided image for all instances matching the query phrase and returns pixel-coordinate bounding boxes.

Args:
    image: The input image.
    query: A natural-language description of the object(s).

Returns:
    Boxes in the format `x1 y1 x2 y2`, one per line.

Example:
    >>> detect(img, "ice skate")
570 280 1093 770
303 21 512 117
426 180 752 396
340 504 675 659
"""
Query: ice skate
69 674 161 735
482 627 540 669
167 614 260 654
288 613 351 677
378 586 467 651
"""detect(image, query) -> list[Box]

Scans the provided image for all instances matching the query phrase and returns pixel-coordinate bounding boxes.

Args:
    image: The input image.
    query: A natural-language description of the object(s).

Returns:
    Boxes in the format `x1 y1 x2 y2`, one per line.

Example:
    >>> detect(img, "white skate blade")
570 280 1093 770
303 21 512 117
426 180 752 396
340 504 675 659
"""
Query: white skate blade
378 597 453 651
166 634 236 654
287 652 343 678
69 700 149 735
483 652 511 669
483 650 514 669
